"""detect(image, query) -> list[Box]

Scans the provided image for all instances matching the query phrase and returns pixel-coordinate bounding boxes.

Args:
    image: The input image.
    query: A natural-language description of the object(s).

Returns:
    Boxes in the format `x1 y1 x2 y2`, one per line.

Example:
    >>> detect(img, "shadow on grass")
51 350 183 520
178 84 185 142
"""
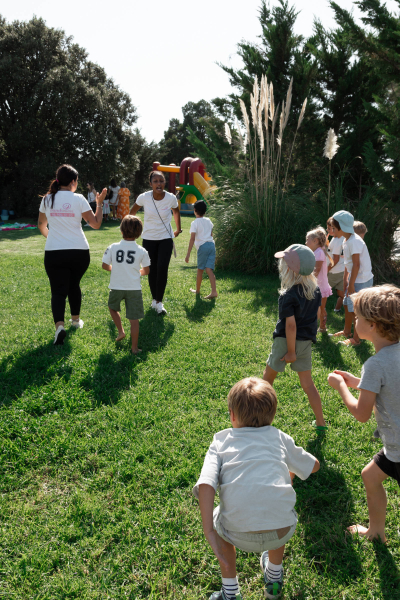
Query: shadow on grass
0 228 39 242
374 542 400 599
0 338 73 411
183 294 217 323
215 269 278 315
295 435 363 584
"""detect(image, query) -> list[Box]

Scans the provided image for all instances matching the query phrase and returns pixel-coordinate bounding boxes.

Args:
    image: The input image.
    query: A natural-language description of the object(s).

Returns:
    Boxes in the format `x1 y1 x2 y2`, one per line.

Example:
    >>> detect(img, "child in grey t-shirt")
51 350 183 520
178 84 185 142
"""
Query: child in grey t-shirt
328 284 400 544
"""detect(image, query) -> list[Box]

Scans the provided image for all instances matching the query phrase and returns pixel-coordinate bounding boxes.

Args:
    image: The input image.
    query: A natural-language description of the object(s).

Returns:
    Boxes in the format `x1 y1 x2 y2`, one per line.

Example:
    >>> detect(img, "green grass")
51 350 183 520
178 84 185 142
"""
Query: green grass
1 217 400 599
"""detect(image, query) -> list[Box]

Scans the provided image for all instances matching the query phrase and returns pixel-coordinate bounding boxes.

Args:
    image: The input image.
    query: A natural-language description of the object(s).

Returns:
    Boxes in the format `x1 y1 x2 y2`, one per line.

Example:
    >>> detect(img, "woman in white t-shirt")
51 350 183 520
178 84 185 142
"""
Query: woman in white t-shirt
130 170 182 315
38 164 106 345
109 178 120 221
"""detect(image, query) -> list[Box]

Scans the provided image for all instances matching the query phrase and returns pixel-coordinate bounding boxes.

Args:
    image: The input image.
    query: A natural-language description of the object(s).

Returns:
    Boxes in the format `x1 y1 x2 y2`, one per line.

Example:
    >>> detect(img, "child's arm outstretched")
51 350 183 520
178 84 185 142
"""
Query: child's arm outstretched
328 371 376 422
281 315 297 363
185 233 196 263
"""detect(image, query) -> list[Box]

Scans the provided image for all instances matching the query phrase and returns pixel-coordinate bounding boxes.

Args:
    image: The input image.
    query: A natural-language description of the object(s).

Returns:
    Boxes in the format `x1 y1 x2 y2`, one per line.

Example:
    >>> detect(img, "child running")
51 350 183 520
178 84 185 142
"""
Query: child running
327 217 345 313
329 211 373 347
306 227 332 331
102 215 150 354
328 285 400 542
263 244 327 430
185 200 217 299
194 377 320 600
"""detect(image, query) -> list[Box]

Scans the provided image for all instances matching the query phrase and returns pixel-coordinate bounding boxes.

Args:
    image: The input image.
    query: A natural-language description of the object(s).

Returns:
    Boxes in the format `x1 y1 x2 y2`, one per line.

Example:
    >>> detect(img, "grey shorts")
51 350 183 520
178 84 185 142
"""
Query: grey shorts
108 289 144 320
267 337 312 373
197 241 216 270
213 505 297 553
344 277 374 313
328 270 344 291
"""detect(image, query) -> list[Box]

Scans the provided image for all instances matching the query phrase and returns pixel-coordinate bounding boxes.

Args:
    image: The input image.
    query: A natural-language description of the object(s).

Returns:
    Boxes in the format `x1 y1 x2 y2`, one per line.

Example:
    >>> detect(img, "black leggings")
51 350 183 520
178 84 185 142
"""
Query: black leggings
142 238 173 302
44 250 90 323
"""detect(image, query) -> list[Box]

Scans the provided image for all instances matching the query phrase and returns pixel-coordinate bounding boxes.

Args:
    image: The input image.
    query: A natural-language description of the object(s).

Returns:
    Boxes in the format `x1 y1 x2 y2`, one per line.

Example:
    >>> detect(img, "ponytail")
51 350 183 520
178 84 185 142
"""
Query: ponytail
43 164 79 208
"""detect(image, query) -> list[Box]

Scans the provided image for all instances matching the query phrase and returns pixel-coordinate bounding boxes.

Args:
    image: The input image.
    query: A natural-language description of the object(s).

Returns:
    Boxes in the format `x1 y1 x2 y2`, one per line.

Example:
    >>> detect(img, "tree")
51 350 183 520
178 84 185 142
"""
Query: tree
0 16 140 215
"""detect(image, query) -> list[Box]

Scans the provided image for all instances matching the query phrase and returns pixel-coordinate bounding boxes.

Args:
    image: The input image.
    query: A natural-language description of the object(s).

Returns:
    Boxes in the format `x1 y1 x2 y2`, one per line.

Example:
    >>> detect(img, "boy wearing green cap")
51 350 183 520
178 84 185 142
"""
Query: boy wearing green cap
329 210 373 346
263 244 327 431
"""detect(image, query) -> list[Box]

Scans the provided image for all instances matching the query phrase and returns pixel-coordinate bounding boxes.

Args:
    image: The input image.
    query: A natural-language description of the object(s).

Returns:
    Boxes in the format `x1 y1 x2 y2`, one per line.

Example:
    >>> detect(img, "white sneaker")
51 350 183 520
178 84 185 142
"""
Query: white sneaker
69 319 84 328
54 326 66 345
151 299 157 310
156 302 167 315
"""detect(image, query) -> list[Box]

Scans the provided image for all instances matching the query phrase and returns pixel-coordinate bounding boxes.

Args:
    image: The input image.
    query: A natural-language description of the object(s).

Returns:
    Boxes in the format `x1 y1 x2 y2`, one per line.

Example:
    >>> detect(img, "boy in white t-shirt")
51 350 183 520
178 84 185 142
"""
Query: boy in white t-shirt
330 210 373 347
185 200 218 299
102 215 150 354
194 377 319 600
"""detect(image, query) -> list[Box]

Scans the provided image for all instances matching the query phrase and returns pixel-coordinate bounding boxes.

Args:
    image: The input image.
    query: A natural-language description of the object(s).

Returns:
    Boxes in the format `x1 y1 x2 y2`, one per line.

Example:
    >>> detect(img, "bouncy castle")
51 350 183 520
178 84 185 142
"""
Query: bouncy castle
152 157 212 215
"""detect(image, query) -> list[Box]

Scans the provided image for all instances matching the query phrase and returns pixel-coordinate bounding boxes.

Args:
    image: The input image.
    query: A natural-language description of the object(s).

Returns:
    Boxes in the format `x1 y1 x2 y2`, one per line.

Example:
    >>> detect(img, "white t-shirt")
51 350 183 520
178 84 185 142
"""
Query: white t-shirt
193 426 316 532
135 191 178 241
102 240 151 290
109 186 120 205
88 191 96 204
39 191 91 251
343 233 373 283
190 216 214 250
328 236 344 274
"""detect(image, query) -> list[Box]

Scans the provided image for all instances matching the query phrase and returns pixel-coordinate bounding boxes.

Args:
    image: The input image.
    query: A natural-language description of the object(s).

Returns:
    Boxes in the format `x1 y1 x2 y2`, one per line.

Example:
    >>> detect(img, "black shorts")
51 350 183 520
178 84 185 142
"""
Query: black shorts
374 449 400 485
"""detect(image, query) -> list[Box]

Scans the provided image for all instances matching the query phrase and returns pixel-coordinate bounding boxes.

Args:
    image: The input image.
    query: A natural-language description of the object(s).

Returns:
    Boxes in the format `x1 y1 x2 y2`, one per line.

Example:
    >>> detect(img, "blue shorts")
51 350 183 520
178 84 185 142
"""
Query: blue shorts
197 241 215 270
344 277 374 312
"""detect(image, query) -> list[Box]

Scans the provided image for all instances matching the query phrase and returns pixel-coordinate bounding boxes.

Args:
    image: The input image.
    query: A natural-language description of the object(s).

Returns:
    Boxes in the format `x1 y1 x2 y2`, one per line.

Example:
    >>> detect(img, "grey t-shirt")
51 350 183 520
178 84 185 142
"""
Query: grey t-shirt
359 342 400 461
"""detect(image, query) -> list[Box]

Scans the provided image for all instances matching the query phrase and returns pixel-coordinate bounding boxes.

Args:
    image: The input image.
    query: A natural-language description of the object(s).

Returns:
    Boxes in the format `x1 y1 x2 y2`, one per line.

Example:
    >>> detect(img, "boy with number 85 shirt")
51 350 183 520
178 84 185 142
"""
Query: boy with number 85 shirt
102 215 150 354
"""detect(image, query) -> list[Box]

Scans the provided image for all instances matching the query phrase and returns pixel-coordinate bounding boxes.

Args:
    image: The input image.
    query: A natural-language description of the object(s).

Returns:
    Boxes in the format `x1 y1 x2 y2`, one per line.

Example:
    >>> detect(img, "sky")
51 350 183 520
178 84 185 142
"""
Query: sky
3 0 399 143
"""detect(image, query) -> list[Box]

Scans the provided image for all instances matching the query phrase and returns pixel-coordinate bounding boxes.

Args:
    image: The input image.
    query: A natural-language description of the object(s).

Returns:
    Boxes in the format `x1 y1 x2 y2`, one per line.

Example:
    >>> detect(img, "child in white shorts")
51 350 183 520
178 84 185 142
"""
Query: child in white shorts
194 377 319 600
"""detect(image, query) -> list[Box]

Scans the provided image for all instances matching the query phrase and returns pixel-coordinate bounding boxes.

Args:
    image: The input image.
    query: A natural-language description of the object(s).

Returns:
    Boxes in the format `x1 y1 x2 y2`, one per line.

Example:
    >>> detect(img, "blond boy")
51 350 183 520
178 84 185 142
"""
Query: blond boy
328 285 400 542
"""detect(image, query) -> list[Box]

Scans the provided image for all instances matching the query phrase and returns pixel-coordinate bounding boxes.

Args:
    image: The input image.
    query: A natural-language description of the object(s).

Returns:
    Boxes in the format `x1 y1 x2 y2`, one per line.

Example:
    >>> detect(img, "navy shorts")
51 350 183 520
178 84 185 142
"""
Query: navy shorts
197 241 215 270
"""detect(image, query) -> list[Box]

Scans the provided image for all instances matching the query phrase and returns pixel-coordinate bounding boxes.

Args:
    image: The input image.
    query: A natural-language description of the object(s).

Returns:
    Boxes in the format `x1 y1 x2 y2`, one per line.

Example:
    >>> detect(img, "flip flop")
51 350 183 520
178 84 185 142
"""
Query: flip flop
340 338 361 347
312 420 328 433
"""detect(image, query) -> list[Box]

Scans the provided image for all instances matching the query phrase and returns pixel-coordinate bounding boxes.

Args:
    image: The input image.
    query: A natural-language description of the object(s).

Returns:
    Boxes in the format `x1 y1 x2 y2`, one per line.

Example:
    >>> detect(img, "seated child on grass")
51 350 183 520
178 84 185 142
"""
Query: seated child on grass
328 285 400 542
102 215 150 354
185 200 217 299
263 244 327 431
193 377 319 600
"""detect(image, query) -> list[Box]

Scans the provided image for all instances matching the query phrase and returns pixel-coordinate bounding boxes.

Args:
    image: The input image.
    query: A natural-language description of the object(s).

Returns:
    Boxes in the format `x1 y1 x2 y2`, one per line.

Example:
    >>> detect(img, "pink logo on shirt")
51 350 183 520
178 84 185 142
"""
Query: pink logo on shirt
62 203 71 210
50 209 74 217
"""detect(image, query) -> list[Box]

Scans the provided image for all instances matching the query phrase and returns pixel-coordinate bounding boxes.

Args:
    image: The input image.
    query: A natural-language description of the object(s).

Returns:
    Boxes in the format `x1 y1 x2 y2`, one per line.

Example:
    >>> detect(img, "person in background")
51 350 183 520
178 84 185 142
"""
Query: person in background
109 178 120 221
353 221 368 239
85 182 97 227
327 217 345 313
38 164 106 345
117 181 131 221
305 227 332 332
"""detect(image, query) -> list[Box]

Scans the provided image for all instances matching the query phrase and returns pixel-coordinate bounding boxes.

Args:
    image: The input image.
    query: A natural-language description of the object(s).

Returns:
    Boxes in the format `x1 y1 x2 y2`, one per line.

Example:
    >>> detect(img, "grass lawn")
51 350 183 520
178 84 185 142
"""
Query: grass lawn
1 216 400 599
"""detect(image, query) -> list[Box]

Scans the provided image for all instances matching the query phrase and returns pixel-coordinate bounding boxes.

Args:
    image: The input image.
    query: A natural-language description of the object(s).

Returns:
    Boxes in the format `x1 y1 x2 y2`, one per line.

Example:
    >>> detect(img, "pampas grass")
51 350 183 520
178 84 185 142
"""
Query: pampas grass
324 128 339 215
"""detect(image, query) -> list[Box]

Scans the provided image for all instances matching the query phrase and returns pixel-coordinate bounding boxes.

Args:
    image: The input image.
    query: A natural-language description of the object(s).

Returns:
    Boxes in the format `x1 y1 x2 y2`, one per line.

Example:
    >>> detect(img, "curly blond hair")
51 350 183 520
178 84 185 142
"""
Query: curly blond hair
306 226 333 266
278 258 318 301
352 285 400 342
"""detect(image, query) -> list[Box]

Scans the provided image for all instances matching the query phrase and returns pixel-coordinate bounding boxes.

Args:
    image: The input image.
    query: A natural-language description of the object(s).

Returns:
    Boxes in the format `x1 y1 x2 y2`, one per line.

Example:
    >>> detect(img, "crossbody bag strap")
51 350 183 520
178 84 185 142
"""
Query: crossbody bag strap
151 193 177 257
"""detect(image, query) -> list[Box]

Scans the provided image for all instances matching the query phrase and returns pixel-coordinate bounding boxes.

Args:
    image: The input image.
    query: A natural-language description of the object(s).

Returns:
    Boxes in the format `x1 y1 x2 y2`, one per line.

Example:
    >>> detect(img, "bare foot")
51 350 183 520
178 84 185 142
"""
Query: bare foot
328 330 351 338
132 348 142 355
204 293 218 299
347 524 387 543
190 288 200 294
116 332 126 342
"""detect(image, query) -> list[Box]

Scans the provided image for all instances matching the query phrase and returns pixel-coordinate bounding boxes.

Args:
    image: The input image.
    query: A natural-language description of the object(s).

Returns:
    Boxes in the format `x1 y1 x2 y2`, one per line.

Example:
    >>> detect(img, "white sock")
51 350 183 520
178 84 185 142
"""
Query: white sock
266 560 283 582
222 576 239 599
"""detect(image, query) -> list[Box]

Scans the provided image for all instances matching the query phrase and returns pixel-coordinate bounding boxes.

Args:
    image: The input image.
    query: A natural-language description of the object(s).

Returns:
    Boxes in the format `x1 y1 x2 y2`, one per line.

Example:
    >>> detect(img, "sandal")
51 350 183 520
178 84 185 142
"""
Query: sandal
340 338 361 347
312 420 328 433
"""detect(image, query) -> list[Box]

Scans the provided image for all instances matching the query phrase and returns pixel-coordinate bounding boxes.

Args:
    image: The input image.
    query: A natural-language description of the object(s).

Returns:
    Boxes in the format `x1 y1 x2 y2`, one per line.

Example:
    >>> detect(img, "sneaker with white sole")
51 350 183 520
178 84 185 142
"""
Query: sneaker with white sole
260 551 284 599
151 299 157 310
156 302 167 315
209 591 243 600
54 326 67 345
69 319 84 328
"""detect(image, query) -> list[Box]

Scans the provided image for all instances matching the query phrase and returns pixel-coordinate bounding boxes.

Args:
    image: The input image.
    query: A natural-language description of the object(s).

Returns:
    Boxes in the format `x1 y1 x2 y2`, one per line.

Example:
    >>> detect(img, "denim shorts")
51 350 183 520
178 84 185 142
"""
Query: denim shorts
213 505 297 553
344 277 374 312
197 241 215 270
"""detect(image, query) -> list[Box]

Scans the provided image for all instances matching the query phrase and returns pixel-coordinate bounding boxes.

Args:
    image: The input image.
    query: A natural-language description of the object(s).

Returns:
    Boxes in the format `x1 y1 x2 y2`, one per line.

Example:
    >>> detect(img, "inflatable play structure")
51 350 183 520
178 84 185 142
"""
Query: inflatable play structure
152 157 212 215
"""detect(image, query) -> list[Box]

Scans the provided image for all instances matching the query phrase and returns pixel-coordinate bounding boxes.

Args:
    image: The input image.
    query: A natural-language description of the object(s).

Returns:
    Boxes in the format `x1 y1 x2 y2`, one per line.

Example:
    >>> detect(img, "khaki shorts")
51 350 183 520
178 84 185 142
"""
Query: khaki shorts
213 505 297 553
108 289 144 320
267 337 312 373
328 270 344 291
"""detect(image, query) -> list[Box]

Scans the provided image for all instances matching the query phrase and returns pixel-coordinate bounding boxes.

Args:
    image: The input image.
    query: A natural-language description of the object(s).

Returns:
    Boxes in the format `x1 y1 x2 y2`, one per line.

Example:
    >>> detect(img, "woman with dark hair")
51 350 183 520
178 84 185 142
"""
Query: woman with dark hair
85 182 97 227
109 178 120 220
130 170 182 315
38 164 106 345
